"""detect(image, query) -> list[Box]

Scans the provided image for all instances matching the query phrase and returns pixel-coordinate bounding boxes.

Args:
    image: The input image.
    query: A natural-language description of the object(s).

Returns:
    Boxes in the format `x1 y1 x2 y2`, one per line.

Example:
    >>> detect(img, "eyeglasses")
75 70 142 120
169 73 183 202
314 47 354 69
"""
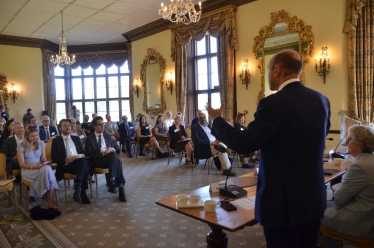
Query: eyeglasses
71 122 76 125
42 120 50 122
95 124 104 127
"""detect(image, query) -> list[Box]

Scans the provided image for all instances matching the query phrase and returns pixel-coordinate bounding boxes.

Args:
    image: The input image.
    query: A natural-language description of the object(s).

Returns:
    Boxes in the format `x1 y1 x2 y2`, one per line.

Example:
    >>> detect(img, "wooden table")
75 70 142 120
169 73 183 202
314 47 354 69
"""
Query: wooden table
156 158 354 248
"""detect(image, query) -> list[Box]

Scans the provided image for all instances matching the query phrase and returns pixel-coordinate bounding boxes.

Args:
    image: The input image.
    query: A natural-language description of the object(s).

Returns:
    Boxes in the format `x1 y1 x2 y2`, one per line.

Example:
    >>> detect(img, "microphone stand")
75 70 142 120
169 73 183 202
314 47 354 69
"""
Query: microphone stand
219 165 247 198
331 132 348 159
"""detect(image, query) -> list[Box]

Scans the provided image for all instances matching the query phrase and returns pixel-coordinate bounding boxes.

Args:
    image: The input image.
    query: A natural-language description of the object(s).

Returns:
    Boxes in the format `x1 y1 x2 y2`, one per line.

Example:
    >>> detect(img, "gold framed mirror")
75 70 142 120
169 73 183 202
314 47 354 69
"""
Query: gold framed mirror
0 74 9 114
140 48 166 115
253 9 314 102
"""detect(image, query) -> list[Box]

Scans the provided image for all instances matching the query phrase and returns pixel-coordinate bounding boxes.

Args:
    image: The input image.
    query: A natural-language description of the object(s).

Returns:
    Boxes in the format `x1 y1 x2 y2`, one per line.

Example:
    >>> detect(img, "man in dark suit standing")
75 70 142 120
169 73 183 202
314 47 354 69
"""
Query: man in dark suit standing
52 119 91 204
85 116 127 202
207 49 331 248
118 115 135 158
39 115 58 141
3 122 24 181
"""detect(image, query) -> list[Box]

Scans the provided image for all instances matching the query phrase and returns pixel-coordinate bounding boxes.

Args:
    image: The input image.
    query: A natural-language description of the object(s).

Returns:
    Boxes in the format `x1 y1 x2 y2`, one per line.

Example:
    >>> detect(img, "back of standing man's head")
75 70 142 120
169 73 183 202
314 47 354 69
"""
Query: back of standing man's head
271 49 302 77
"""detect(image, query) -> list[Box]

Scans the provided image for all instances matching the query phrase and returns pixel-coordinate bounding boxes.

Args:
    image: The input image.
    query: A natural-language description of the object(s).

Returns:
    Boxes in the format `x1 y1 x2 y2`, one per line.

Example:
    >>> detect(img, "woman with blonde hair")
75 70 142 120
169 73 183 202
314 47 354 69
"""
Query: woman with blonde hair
17 126 59 209
169 115 194 168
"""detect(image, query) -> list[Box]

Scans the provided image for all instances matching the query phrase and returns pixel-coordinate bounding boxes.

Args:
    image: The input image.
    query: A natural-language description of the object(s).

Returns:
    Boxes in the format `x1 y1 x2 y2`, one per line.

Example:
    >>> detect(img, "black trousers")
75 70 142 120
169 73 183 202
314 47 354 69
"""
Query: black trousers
64 158 89 190
90 152 126 184
263 219 321 248
7 160 20 175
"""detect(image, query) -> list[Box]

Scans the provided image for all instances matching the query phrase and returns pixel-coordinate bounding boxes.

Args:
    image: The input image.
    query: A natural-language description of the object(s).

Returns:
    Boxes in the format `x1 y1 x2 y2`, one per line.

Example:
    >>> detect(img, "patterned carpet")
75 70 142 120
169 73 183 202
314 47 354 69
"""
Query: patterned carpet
1 152 268 248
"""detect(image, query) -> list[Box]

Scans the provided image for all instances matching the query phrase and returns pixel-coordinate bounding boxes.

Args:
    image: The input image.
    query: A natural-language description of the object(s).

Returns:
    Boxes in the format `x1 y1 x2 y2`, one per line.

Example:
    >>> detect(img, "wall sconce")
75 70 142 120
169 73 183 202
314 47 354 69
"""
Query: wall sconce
239 59 250 89
165 71 174 95
133 78 140 98
9 82 19 103
315 47 331 84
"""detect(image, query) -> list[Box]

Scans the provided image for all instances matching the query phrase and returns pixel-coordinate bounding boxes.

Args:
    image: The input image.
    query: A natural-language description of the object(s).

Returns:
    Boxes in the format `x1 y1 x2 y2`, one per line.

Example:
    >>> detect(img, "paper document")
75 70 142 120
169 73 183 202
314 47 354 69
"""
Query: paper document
0 179 15 186
230 196 256 210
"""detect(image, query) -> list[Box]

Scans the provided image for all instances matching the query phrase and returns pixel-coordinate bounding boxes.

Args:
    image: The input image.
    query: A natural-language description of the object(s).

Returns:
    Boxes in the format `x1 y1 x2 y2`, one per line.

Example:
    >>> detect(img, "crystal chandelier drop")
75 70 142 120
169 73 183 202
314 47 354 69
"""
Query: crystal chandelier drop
159 0 202 25
51 11 76 65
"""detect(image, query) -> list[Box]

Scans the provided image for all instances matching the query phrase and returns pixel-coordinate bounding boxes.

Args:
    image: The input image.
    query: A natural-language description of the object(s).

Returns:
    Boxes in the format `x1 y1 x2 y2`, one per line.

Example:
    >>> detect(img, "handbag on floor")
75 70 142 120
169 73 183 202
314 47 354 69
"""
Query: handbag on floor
29 205 61 220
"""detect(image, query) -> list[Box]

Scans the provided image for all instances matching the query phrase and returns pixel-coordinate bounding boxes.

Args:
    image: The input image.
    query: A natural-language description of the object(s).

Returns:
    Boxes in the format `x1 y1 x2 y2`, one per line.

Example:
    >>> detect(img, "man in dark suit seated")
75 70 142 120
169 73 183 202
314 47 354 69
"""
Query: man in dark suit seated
85 116 127 202
39 115 58 141
52 119 91 204
191 113 235 176
207 49 331 248
118 115 135 158
3 122 24 182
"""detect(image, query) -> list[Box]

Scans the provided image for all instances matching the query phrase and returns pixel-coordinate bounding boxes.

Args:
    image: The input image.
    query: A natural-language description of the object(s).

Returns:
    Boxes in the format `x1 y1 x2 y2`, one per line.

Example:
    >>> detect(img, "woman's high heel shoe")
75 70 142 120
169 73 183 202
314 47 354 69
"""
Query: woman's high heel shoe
158 148 165 154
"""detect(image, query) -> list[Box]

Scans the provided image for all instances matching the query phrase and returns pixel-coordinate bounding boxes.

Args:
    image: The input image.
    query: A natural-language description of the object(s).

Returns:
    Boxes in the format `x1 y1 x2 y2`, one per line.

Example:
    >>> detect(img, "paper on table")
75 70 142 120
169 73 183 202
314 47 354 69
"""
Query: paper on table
230 196 256 210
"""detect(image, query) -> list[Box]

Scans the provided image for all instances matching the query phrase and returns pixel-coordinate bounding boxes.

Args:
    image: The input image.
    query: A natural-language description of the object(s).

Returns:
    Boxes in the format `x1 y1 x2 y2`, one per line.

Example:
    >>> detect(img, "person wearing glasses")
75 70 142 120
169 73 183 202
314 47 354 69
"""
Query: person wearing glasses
69 118 86 146
321 125 374 245
39 115 58 141
85 116 127 202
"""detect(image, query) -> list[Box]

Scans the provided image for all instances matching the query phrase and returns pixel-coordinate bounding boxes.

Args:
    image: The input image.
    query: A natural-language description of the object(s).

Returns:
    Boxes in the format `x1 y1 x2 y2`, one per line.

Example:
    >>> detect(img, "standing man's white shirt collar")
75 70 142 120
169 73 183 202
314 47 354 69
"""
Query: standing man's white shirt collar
278 78 299 91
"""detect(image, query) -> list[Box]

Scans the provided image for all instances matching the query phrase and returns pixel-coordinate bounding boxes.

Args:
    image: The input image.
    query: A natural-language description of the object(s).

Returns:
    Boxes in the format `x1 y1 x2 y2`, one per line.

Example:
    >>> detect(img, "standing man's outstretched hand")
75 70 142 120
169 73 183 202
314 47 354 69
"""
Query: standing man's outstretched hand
206 103 224 120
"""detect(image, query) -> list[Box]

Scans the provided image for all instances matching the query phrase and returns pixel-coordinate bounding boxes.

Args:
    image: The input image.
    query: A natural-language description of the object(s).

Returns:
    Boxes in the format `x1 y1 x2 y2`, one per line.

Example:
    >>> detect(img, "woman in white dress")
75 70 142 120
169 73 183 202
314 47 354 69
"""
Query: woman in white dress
17 126 59 209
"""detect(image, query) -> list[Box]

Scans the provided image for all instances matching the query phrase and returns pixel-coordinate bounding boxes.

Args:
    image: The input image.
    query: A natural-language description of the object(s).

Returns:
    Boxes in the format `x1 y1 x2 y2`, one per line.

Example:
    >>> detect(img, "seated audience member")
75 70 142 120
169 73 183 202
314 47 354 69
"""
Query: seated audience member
23 108 33 124
147 112 156 126
104 114 120 153
17 126 59 209
90 113 97 134
191 113 235 176
191 110 204 127
164 110 173 129
70 118 86 146
85 116 127 202
81 115 92 136
131 113 142 127
136 115 164 160
70 105 81 124
52 119 91 204
3 122 24 182
321 125 374 245
175 112 185 126
0 119 15 150
0 105 8 122
39 115 58 141
28 116 38 127
154 115 170 153
118 115 135 158
169 115 194 167
234 113 257 169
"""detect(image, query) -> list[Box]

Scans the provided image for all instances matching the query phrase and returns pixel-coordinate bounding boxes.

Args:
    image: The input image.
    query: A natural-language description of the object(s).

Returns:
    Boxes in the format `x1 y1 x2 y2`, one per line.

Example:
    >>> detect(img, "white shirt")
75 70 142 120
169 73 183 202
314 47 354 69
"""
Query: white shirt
198 123 216 143
95 132 107 150
61 134 78 157
164 118 173 128
278 78 299 91
15 135 23 144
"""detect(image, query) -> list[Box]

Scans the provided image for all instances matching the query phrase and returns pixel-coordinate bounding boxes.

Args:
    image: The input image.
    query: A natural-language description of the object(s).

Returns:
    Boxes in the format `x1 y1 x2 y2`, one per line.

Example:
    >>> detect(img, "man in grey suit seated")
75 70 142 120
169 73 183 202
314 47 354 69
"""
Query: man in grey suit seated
321 125 374 246
85 116 127 202
104 114 120 153
3 122 24 182
69 118 86 146
39 115 58 141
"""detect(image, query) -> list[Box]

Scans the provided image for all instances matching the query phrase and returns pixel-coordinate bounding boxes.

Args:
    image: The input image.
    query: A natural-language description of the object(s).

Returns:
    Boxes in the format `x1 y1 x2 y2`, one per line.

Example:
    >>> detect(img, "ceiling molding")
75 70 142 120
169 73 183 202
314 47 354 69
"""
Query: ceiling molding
68 42 128 54
0 34 58 52
122 0 256 42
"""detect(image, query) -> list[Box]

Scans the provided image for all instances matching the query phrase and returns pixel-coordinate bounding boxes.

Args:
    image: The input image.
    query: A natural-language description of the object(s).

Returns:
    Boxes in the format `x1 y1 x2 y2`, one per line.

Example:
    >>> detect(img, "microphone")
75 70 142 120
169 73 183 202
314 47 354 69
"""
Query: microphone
331 132 348 159
326 138 333 140
219 165 247 198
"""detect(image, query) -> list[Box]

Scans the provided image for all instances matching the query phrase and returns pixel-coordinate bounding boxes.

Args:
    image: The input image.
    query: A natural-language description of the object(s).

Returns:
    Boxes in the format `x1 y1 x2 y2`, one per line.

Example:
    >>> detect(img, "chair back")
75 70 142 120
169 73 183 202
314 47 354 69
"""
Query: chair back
0 153 6 179
185 128 192 138
45 141 53 160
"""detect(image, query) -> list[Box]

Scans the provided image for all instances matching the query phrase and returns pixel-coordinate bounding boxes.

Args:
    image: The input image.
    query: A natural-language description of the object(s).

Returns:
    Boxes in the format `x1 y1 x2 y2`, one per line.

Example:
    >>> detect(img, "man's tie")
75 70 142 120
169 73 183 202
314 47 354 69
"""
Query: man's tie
66 136 72 158
125 123 130 136
73 110 76 119
45 128 50 140
97 134 102 149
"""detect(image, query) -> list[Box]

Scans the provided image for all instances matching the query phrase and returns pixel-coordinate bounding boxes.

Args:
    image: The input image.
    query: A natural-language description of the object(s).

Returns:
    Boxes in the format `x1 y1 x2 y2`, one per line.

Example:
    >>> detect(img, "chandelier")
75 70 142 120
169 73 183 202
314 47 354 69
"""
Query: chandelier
159 0 202 25
51 11 76 65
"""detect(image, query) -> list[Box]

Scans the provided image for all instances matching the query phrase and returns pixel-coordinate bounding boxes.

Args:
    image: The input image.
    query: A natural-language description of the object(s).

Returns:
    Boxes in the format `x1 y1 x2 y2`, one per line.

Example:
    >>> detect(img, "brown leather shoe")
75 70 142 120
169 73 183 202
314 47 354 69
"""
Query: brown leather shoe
222 170 236 176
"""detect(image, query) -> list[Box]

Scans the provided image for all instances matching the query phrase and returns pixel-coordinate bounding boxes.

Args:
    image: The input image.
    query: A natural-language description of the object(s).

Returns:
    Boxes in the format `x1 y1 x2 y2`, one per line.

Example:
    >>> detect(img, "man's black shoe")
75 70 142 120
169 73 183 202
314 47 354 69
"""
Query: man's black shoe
138 152 145 156
29 196 37 201
81 190 91 204
222 169 236 176
73 185 82 202
129 154 133 158
214 144 227 153
108 181 117 193
195 159 200 165
122 149 126 153
118 187 127 202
